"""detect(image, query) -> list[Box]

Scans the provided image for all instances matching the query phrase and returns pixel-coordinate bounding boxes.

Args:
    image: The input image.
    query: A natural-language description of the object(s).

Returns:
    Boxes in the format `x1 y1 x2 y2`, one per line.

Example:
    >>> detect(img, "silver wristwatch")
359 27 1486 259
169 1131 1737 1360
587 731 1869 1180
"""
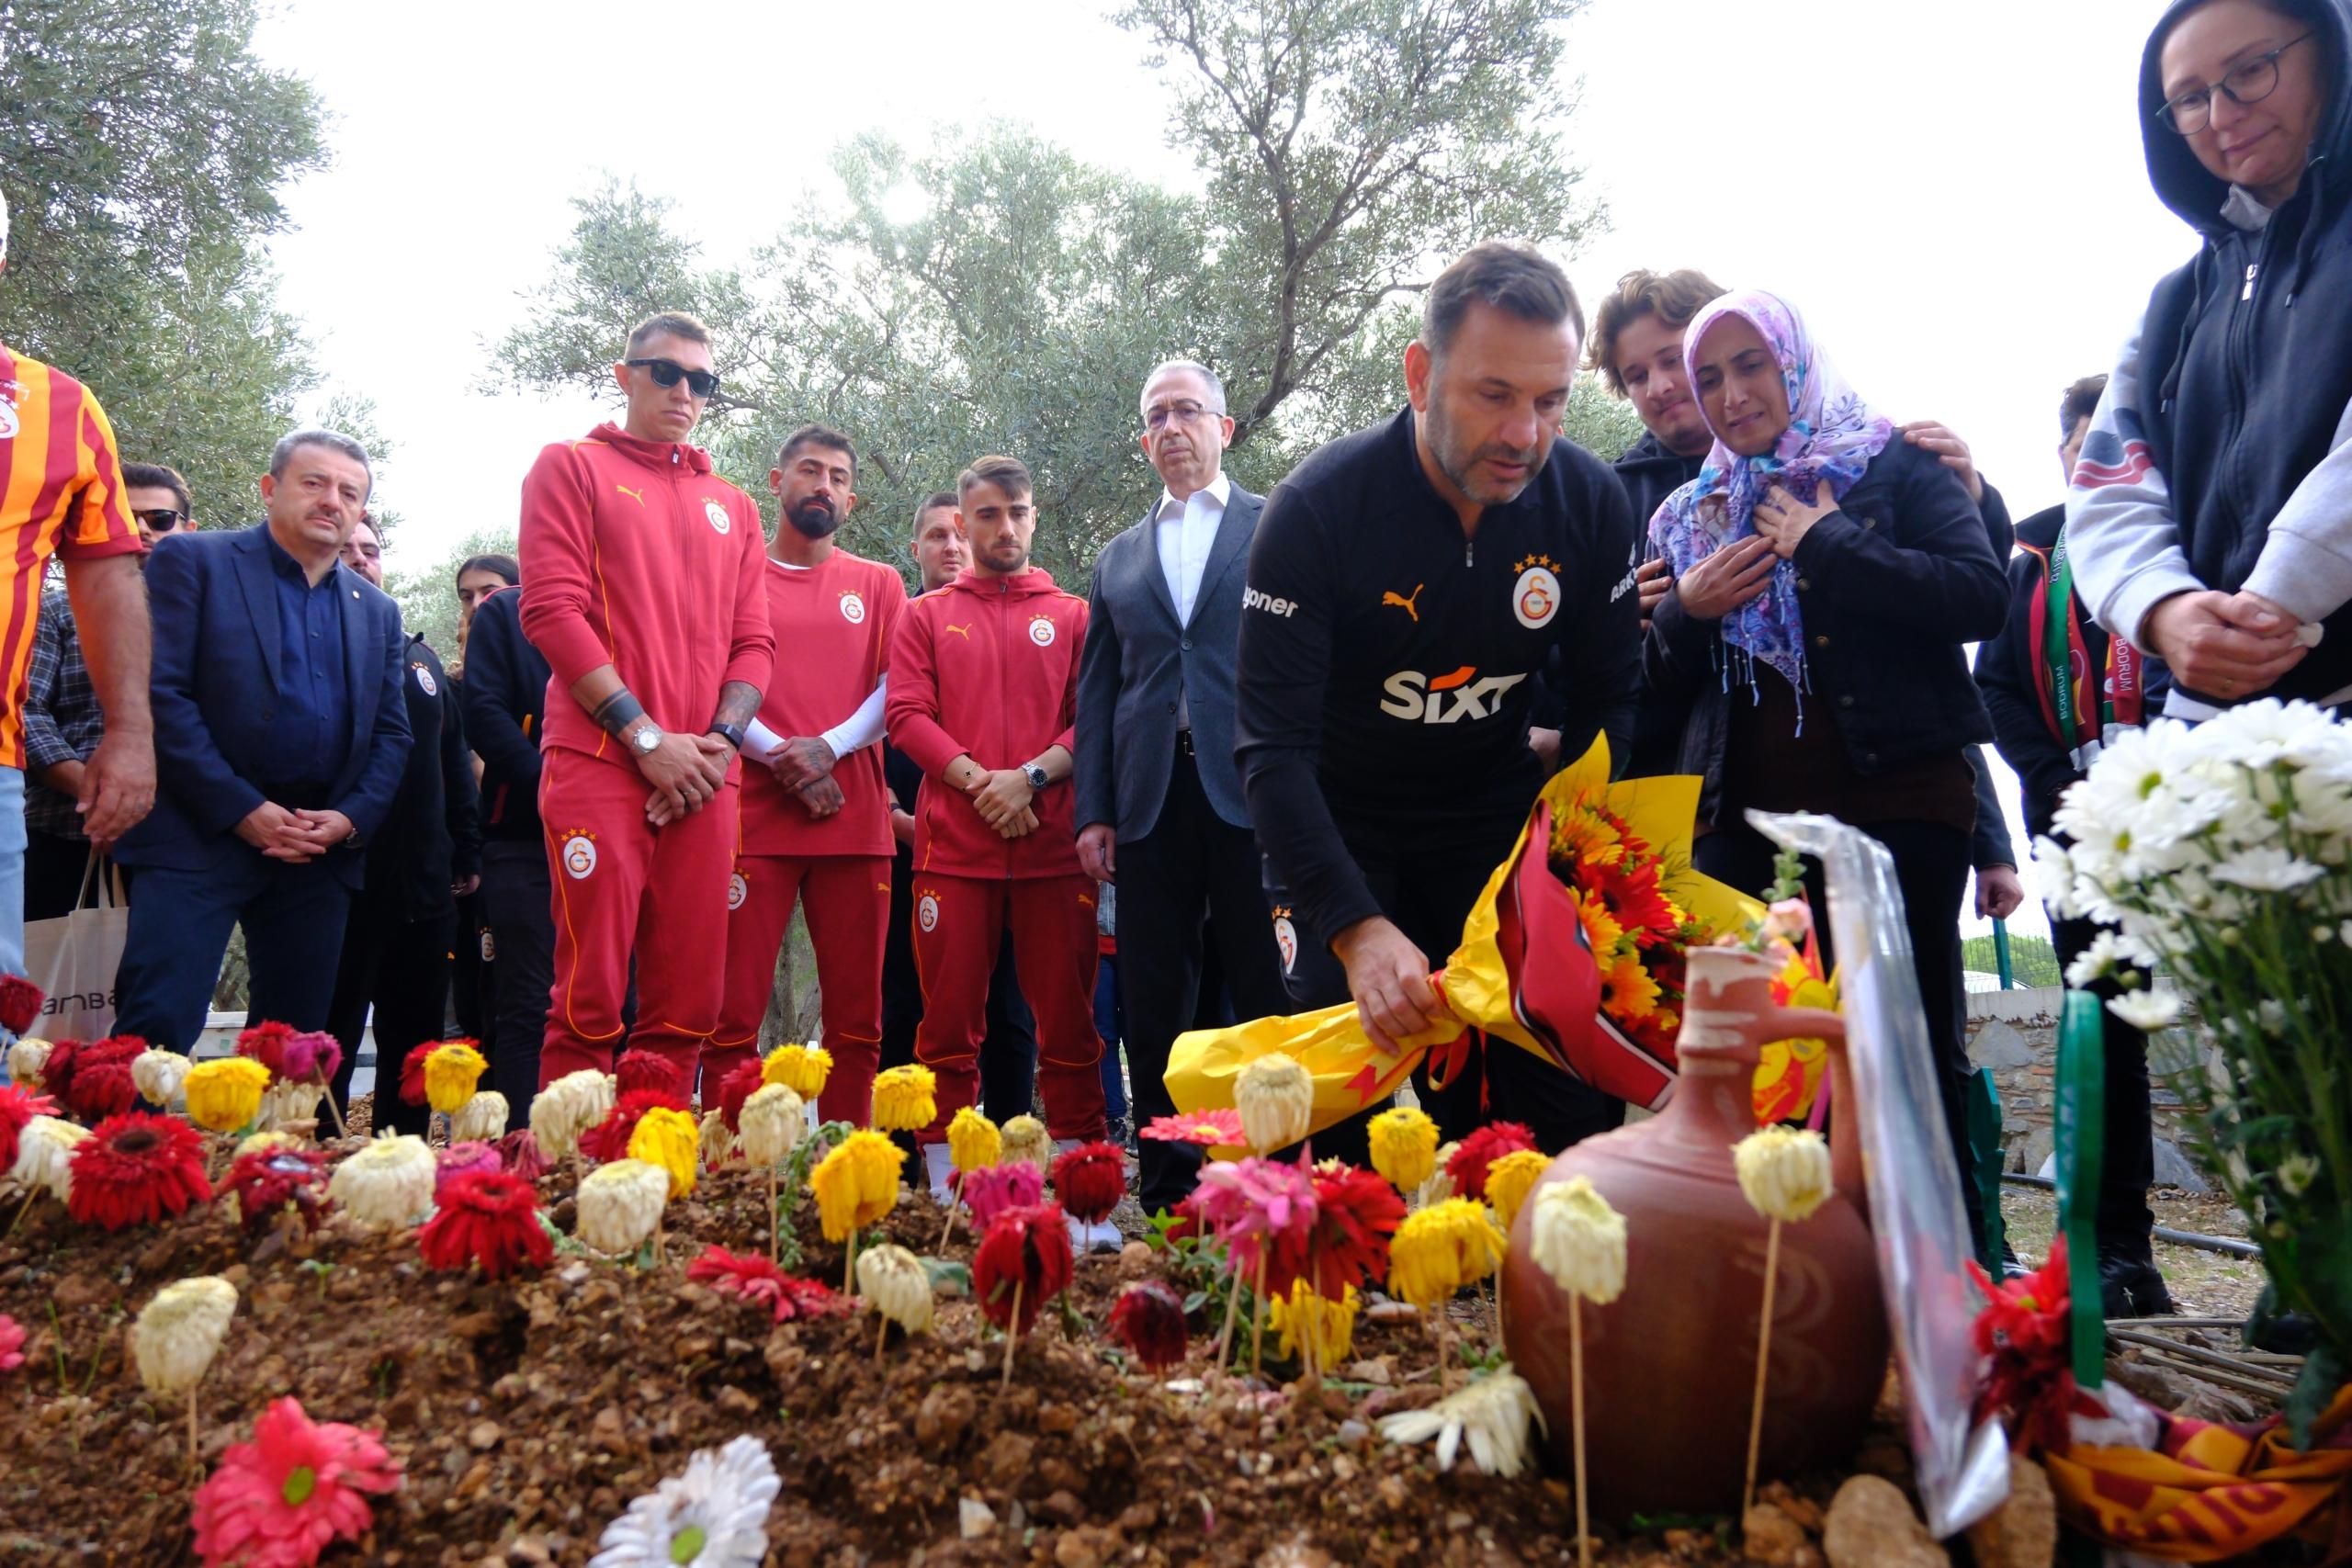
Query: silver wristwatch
1023 762 1050 792
631 724 663 757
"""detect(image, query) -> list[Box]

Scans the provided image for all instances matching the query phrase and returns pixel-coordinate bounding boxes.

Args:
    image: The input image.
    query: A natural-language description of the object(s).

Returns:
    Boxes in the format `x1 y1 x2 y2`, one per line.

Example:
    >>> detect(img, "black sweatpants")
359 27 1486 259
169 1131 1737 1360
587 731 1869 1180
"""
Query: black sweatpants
2052 912 2157 1256
479 840 555 1118
325 898 456 1139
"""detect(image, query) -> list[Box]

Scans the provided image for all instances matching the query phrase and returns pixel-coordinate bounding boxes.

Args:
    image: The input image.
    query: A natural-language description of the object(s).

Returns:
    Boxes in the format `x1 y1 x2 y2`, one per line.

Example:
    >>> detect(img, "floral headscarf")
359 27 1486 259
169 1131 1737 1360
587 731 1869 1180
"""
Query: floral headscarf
1648 289 1893 710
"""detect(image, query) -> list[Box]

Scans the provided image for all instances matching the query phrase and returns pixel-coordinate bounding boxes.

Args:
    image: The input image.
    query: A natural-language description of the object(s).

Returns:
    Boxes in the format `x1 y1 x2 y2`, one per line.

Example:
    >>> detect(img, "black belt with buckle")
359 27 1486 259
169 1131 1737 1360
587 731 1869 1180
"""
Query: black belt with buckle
1175 729 1195 757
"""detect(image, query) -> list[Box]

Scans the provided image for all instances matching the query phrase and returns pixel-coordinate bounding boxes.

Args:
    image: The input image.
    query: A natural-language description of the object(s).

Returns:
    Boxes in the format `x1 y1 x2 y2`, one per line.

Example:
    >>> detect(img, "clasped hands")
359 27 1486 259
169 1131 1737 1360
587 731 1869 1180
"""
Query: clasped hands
236 802 357 863
966 769 1038 839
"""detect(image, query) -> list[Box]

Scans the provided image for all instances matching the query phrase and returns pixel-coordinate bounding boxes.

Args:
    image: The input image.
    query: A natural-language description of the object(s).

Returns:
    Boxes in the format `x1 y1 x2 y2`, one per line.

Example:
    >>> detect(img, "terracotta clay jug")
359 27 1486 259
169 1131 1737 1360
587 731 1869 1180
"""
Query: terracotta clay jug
1499 944 1888 1519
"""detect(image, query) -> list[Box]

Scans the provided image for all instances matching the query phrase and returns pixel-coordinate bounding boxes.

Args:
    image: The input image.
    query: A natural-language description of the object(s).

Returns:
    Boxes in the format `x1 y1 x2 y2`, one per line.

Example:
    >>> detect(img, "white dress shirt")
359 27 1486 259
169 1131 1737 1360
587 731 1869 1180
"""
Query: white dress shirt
1153 471 1230 627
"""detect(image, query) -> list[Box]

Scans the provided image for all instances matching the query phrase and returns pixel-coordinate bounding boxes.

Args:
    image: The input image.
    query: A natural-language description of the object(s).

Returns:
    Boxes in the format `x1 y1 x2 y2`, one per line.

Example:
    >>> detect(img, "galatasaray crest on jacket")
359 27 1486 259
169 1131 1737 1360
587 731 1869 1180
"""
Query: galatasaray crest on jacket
1027 615 1057 648
839 591 865 625
413 663 437 696
703 497 731 535
728 872 748 910
918 891 941 932
1272 908 1298 976
560 833 598 880
1512 555 1561 629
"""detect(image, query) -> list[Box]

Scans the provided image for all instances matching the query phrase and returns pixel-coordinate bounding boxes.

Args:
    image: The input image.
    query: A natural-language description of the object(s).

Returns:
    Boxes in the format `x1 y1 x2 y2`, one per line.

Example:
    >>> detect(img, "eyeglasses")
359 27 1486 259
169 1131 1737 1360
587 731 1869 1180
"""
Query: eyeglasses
134 508 188 533
2155 32 2312 134
624 357 722 400
1145 400 1223 431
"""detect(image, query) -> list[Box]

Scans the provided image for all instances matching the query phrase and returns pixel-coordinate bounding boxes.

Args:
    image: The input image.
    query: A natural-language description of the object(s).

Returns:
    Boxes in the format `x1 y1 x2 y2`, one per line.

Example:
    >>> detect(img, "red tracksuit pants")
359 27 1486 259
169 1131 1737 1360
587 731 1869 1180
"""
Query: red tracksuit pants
538 750 736 1089
706 852 888 1125
912 873 1106 1143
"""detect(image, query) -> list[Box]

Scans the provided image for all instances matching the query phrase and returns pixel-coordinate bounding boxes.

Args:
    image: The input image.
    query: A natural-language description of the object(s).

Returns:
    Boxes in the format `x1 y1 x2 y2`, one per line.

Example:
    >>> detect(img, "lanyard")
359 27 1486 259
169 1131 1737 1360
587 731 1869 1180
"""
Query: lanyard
2030 529 2143 772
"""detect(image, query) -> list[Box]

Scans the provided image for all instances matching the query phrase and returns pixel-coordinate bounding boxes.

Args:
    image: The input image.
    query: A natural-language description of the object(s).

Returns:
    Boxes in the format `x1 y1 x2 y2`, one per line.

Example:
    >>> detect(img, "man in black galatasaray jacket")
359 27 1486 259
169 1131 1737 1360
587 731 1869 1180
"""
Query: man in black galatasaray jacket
1236 242 1638 1155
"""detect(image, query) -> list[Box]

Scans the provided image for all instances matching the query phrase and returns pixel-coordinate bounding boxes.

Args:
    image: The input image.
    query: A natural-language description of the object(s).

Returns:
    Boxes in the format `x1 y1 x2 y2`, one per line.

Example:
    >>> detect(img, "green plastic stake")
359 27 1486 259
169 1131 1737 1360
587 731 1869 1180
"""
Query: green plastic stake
1967 1067 2007 1274
2055 990 2107 1391
1993 918 2016 989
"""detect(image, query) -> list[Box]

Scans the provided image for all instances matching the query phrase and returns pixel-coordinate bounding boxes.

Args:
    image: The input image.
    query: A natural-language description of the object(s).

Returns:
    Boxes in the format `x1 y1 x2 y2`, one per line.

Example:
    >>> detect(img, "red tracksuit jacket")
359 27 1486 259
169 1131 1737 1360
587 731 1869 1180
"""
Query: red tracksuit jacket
886 566 1086 880
518 423 774 769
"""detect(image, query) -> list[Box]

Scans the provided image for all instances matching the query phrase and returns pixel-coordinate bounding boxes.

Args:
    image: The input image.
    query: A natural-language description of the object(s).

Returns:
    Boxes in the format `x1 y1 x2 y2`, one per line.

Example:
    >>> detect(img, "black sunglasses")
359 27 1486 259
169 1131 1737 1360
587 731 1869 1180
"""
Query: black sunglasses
625 357 721 400
134 508 188 533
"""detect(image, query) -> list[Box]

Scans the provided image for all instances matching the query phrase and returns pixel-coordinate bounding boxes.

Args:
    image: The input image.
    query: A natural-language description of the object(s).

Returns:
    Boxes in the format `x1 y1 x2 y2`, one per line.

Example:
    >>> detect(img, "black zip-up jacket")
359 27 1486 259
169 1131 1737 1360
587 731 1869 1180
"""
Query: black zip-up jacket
1644 439 2008 827
1611 432 1707 777
458 584 550 844
364 635 479 919
2111 0 2352 703
1236 405 1640 946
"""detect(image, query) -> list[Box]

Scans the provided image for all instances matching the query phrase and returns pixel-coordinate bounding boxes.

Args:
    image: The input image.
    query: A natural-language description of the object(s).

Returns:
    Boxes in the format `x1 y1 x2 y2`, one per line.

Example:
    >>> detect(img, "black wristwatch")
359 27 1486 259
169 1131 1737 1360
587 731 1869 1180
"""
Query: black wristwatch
1022 761 1050 792
708 721 748 751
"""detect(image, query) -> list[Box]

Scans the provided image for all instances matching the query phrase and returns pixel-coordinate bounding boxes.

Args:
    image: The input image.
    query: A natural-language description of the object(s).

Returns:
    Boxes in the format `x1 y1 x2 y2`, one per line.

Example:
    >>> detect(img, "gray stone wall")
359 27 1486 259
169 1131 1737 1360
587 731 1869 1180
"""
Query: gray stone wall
1965 986 2210 1191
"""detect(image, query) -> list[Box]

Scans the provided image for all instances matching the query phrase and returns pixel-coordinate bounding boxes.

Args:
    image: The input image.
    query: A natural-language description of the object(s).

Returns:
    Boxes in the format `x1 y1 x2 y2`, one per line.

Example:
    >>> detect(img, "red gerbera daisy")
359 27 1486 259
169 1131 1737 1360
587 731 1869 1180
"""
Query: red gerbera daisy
716 1058 764 1134
1274 1161 1407 1299
1139 1109 1245 1148
35 1037 88 1102
577 1088 688 1165
1049 1140 1126 1225
1105 1280 1188 1371
615 1048 685 1101
973 1201 1073 1337
220 1148 334 1237
0 975 45 1035
1446 1122 1537 1206
397 1042 437 1108
0 1081 59 1172
66 1111 212 1231
190 1395 401 1568
1967 1234 2076 1450
418 1169 550 1280
495 1129 551 1183
236 1020 298 1078
684 1245 851 1322
65 1059 138 1122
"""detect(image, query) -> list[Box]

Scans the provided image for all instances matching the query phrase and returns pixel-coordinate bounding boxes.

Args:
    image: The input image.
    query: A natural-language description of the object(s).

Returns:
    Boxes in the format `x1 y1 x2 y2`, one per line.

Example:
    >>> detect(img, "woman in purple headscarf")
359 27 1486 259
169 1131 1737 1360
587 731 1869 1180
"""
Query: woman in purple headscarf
1641 288 2007 1233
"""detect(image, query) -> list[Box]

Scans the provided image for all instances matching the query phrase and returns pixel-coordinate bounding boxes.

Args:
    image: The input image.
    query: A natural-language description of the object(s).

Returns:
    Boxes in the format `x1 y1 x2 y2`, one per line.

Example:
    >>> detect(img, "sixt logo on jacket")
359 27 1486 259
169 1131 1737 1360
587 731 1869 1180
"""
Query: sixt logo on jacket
1378 665 1527 723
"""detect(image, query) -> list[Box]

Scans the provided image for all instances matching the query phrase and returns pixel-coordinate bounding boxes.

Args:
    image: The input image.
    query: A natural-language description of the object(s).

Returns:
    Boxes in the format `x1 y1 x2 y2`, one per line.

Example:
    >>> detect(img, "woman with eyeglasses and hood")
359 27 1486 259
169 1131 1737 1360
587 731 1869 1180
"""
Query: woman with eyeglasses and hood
2067 0 2352 717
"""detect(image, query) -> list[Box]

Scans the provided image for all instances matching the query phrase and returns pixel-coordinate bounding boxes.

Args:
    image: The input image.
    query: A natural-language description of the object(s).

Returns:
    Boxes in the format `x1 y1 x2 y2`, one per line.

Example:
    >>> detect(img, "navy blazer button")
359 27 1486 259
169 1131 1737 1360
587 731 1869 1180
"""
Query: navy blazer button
1181 638 1192 651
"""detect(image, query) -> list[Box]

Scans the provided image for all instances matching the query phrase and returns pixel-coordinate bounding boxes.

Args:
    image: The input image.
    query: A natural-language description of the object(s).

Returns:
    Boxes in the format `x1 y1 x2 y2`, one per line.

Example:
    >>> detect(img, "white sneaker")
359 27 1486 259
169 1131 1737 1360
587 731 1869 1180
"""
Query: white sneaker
921 1141 956 1200
1065 1213 1125 1255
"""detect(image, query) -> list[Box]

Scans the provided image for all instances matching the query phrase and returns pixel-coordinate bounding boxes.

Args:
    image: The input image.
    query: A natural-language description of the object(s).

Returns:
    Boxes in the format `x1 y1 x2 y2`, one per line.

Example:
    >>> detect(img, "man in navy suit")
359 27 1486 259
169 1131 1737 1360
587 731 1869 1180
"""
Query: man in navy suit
113 430 413 1053
1075 359 1289 1212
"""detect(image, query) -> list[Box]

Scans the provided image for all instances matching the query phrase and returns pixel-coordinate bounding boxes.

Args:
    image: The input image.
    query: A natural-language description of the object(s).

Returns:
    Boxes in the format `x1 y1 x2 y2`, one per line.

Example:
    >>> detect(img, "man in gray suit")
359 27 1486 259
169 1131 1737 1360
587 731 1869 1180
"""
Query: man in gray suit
1077 359 1290 1213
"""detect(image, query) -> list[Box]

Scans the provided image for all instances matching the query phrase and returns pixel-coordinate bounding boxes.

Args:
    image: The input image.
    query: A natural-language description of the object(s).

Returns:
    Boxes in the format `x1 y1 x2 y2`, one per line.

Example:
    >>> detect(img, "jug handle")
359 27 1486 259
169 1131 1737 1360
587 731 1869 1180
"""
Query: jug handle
1765 1007 1864 1221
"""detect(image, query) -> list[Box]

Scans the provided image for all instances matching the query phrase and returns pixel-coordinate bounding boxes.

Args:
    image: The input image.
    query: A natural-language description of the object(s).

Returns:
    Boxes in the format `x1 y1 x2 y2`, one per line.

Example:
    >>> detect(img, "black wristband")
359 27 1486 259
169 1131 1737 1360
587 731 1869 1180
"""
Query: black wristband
707 720 747 751
589 688 647 738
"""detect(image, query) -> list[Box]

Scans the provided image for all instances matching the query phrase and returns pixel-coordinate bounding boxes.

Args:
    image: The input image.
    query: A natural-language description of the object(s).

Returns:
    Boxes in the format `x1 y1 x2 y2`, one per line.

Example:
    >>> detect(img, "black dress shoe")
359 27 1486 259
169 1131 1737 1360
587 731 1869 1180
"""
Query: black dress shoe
2247 1306 2320 1355
2098 1248 2177 1318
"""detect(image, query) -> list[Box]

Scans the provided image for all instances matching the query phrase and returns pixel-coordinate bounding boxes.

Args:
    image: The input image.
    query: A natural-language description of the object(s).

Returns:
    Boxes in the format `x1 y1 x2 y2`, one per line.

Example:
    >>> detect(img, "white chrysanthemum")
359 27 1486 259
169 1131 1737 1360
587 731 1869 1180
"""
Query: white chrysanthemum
2208 845 2325 894
452 1090 511 1145
6 1038 52 1092
698 1109 734 1170
737 1085 802 1168
132 1276 238 1396
10 1114 85 1201
1234 1055 1315 1154
855 1243 933 1335
326 1134 436 1228
2109 990 2184 1032
1376 1367 1546 1478
588 1433 780 1568
131 1049 190 1108
577 1159 669 1257
1528 1174 1627 1303
532 1069 616 1161
2279 1153 2322 1197
1732 1126 1834 1224
256 1077 324 1132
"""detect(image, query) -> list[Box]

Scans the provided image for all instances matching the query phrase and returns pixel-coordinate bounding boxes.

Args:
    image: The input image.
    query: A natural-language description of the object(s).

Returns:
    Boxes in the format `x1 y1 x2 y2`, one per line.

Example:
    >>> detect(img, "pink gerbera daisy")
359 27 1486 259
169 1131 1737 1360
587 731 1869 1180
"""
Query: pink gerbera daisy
190 1396 401 1567
1139 1108 1245 1148
1191 1153 1318 1277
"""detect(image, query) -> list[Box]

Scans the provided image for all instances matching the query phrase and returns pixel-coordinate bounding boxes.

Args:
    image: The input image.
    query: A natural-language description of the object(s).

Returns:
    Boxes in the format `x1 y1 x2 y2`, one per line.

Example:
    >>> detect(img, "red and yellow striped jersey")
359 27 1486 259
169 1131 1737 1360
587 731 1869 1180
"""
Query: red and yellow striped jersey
0 346 143 769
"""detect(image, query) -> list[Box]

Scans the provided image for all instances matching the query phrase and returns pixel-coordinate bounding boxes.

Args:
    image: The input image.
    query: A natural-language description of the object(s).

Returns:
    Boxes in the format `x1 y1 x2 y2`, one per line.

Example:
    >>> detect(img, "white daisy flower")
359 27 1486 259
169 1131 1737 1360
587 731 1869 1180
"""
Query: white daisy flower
589 1434 780 1568
2064 931 2131 990
2108 990 2183 1032
1377 1367 1546 1478
2209 846 2325 894
2278 1153 2322 1198
2258 999 2291 1037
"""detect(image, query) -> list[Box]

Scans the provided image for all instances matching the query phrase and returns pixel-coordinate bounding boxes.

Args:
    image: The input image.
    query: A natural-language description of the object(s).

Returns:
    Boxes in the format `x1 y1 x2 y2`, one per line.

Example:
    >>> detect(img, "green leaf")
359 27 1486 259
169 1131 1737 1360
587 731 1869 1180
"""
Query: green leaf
920 1258 972 1298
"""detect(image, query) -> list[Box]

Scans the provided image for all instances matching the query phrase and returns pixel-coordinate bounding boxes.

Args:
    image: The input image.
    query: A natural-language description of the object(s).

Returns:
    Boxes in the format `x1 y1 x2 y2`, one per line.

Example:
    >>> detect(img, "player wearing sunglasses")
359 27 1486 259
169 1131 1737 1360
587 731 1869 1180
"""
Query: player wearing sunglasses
517 310 775 1091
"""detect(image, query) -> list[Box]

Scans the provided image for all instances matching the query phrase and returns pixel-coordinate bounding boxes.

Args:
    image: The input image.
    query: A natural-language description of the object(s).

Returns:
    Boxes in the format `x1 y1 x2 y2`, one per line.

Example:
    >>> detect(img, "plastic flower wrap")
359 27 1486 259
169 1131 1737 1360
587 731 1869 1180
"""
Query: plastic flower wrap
219 1147 334 1235
580 1089 689 1166
327 1135 436 1229
422 1041 488 1115
999 1113 1052 1174
1272 1280 1360 1367
133 1276 238 1396
1387 1198 1507 1307
685 1247 848 1324
190 1396 401 1568
1445 1122 1536 1210
577 1159 670 1257
532 1069 616 1161
184 1057 272 1134
1733 1126 1833 1224
434 1141 503 1198
1140 1108 1244 1151
450 1090 510 1145
960 1161 1045 1230
974 1202 1074 1335
1483 1148 1551 1232
1367 1106 1440 1192
11 1114 86 1201
737 1085 803 1168
1049 1140 1125 1225
628 1105 700 1200
1105 1280 1188 1371
419 1169 550 1280
870 1064 936 1133
0 1080 59 1174
1377 1367 1546 1477
809 1129 903 1242
1234 1054 1314 1153
67 1111 211 1230
856 1243 934 1336
761 1043 831 1100
946 1105 1001 1172
615 1048 687 1101
587 1433 778 1568
132 1048 191 1110
1528 1175 1627 1304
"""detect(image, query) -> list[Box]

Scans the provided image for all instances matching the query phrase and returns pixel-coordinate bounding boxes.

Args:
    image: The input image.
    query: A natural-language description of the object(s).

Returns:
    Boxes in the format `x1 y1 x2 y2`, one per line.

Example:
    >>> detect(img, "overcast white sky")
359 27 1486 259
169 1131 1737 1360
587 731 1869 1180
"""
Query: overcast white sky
252 0 2193 942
